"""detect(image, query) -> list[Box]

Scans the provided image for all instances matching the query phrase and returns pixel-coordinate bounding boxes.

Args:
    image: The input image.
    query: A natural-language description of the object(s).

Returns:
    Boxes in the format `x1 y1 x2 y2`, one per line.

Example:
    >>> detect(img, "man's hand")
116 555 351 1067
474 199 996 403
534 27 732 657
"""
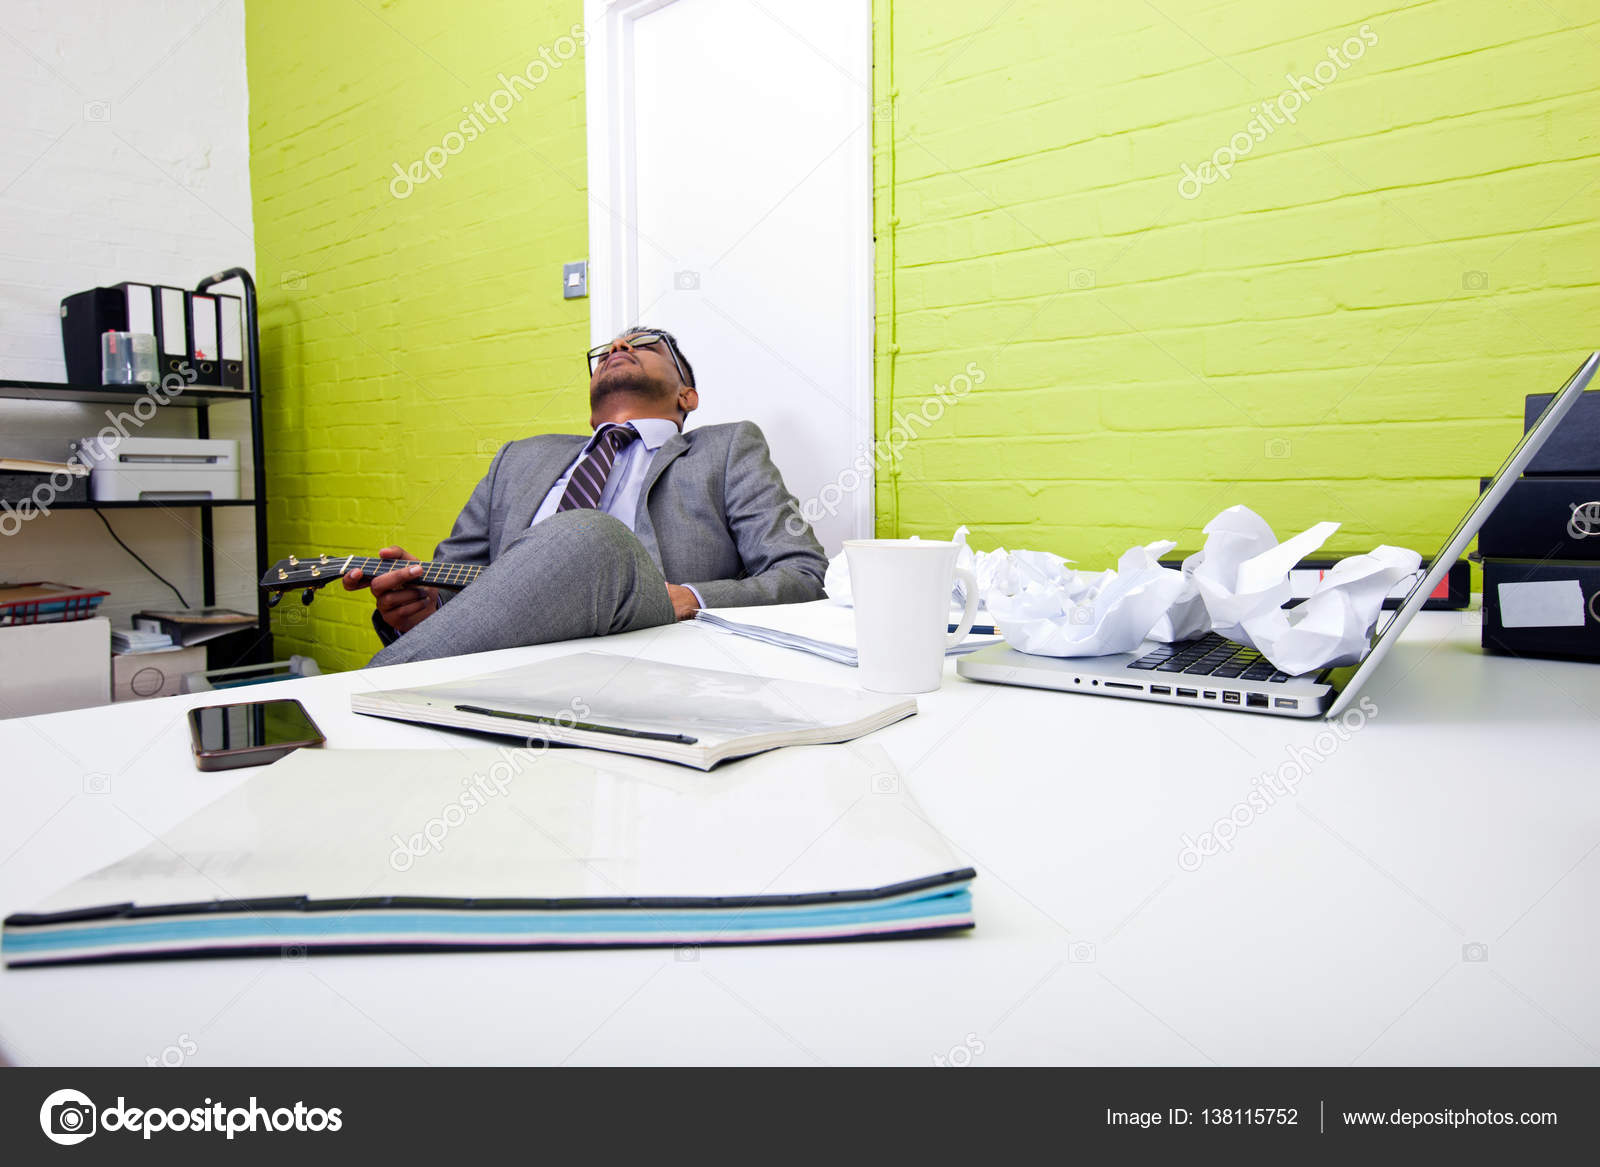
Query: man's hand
666 583 700 621
343 545 439 635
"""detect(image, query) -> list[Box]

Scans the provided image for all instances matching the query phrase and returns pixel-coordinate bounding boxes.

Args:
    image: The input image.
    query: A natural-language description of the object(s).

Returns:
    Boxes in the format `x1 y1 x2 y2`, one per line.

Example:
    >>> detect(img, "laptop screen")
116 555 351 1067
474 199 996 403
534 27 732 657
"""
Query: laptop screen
1329 352 1600 713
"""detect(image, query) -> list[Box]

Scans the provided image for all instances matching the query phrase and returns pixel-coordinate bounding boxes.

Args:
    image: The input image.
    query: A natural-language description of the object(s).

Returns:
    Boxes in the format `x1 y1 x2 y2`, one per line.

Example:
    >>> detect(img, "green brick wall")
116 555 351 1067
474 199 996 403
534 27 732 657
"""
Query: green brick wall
248 0 1599 671
876 0 1600 562
246 0 590 670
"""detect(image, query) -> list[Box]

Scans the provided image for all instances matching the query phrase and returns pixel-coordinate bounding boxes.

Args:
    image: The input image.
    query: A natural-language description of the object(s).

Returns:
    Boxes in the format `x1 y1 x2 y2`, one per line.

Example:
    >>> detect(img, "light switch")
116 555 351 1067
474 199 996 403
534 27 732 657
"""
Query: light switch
563 260 588 299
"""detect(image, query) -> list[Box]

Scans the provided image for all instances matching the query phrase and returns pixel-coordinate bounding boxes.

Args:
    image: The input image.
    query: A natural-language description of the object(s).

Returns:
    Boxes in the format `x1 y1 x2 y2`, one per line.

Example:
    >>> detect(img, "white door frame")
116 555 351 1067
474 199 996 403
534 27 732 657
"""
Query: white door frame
582 0 876 545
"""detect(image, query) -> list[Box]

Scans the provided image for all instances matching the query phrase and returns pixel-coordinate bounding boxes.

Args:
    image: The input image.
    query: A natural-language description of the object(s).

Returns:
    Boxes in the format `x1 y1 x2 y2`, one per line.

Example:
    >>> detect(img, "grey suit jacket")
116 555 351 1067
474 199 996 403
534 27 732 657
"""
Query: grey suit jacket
374 421 827 644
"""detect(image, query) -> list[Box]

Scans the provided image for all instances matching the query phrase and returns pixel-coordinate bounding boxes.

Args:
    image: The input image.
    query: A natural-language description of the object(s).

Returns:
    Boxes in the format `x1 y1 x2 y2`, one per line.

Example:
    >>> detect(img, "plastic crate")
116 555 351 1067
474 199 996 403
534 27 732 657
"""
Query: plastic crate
0 582 109 626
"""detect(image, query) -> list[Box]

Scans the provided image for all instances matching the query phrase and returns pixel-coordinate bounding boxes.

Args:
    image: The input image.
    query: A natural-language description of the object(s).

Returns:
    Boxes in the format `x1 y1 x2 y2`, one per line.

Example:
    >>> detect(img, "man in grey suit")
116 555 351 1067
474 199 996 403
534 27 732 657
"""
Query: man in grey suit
346 326 827 665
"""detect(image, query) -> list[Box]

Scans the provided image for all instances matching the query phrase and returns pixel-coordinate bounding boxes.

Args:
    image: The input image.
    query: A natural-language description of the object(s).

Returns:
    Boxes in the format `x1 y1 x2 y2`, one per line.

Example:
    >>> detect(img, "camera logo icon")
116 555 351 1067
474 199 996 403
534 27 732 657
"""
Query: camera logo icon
1068 941 1097 963
1462 941 1489 963
1069 268 1096 290
1264 437 1292 460
281 270 308 291
674 270 700 291
1461 270 1489 291
83 101 111 122
40 1088 97 1145
870 773 899 794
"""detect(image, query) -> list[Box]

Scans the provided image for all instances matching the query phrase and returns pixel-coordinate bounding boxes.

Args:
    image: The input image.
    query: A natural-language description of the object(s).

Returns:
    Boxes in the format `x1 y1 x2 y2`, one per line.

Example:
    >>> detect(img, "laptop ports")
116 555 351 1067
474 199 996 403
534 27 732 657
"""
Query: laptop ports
1222 691 1241 705
1246 693 1268 708
1150 685 1171 696
1176 687 1198 698
1274 698 1299 709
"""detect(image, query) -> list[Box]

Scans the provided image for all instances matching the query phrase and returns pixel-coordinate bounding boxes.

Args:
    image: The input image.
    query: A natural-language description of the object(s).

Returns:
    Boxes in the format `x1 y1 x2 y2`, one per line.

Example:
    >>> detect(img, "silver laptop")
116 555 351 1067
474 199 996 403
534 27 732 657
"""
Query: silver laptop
957 352 1600 719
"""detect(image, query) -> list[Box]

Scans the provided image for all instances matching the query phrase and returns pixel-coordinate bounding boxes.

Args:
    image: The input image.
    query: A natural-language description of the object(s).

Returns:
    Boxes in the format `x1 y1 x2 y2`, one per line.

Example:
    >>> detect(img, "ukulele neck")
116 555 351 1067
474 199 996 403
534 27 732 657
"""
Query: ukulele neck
344 556 483 590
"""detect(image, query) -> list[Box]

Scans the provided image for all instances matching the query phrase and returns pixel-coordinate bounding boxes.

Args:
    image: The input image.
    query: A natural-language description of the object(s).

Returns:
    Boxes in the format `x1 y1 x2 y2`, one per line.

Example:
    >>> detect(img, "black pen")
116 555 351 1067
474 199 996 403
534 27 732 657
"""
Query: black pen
948 623 998 636
454 704 698 745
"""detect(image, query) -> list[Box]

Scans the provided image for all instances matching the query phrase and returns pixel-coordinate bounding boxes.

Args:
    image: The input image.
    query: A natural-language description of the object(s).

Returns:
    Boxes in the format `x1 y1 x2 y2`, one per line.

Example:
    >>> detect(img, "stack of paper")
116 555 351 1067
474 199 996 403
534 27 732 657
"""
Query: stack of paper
3 745 975 966
694 601 1001 668
353 650 919 769
111 627 174 653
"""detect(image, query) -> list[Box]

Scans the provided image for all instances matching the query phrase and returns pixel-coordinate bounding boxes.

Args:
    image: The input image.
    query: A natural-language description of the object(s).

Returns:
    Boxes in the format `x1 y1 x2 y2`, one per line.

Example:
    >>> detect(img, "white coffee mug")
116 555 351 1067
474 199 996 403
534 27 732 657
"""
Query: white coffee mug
844 539 980 693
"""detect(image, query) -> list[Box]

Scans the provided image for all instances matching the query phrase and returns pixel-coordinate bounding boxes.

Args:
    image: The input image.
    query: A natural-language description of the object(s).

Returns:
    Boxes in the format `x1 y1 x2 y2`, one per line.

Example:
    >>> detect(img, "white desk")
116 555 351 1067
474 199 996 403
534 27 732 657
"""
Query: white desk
2 605 1597 1066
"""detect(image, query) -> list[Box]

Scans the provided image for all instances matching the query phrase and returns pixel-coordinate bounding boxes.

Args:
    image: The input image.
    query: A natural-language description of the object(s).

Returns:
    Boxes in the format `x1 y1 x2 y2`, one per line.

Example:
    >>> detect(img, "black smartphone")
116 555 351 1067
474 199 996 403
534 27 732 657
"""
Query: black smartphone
188 698 326 771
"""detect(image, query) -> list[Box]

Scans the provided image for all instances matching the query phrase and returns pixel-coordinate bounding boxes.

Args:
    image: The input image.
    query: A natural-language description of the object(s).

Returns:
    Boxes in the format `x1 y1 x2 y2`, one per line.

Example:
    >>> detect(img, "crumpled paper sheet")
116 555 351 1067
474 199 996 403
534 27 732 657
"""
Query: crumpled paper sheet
1187 505 1422 674
824 526 1020 607
828 509 1422 676
984 541 1189 656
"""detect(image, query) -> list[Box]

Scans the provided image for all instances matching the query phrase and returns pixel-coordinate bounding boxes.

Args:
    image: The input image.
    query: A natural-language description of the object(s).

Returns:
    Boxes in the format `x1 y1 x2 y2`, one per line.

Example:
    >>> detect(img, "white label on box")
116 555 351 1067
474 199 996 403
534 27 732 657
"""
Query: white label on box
123 283 154 334
159 287 186 355
220 296 243 359
190 294 217 359
1497 579 1587 628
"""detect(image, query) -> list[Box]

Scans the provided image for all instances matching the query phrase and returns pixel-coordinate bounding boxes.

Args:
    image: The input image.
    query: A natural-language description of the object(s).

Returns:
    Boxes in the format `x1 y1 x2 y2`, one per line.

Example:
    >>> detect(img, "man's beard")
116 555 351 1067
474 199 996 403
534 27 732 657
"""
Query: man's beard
590 362 658 402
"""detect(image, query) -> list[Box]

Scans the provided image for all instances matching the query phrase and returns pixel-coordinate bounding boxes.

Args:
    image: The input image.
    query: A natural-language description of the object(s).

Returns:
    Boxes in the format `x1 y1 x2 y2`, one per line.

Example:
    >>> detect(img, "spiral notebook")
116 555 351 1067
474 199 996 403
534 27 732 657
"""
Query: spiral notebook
3 745 975 967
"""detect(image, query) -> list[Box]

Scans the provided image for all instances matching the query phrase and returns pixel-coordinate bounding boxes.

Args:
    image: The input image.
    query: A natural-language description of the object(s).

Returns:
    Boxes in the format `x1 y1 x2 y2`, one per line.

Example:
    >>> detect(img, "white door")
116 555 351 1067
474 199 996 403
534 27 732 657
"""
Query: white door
585 0 874 556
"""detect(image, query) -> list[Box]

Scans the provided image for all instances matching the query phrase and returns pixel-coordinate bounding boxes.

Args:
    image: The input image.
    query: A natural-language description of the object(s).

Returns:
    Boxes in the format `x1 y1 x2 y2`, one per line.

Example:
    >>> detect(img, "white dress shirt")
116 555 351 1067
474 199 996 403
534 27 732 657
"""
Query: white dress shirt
528 416 702 606
529 417 680 530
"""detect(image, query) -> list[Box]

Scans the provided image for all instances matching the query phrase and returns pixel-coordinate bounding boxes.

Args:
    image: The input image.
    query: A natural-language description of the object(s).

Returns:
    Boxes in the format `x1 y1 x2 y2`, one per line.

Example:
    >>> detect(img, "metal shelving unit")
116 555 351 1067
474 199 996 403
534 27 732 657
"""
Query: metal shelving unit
0 267 272 668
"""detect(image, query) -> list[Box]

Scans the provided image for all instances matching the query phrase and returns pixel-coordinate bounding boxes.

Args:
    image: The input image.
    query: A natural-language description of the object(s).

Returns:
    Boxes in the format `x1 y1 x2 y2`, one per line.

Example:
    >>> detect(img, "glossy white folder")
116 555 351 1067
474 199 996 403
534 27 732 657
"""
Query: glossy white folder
3 744 975 967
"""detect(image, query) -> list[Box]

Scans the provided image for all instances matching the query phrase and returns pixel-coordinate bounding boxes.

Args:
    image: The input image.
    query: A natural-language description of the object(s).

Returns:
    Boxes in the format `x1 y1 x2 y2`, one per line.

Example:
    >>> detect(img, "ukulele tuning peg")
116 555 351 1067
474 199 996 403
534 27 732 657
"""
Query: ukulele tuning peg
301 588 316 605
266 591 282 608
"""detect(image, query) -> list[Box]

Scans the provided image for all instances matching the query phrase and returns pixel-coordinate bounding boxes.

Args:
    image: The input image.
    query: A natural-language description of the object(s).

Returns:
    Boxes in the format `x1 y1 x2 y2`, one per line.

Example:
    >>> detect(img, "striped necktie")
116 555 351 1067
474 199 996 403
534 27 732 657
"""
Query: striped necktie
557 423 639 512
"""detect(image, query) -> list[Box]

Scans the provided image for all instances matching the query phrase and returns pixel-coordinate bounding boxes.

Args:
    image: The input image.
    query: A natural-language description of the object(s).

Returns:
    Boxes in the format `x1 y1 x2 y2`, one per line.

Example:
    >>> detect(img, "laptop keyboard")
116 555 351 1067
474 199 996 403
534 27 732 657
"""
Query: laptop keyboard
1127 633 1293 682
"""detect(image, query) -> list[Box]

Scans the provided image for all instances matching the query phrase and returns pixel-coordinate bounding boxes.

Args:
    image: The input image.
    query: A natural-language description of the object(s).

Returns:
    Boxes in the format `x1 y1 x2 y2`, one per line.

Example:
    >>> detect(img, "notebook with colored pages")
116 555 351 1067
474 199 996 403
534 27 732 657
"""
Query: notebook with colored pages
694 600 1002 667
350 650 917 769
2 745 976 967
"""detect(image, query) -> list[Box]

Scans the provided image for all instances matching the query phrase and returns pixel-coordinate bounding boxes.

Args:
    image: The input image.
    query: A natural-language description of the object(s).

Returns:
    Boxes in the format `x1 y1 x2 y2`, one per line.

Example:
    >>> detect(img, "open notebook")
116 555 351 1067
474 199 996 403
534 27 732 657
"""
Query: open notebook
2 745 975 967
351 651 916 769
695 601 1002 667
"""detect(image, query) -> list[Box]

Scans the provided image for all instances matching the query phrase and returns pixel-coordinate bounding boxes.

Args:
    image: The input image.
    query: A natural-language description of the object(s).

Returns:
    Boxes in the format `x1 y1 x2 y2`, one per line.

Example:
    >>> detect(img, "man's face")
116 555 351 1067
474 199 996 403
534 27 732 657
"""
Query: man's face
589 333 683 403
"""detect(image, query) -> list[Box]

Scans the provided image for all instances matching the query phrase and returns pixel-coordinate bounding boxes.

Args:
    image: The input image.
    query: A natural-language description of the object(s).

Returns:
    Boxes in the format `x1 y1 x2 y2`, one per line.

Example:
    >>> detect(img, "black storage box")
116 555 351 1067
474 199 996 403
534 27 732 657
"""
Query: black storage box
1478 476 1600 560
1523 387 1600 475
0 468 89 508
1482 558 1600 662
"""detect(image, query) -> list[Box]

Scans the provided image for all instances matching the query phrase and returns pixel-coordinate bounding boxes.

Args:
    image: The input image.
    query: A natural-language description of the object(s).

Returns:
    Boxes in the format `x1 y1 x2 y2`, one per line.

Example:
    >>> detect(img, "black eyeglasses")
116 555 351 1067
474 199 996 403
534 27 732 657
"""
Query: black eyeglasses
587 332 688 384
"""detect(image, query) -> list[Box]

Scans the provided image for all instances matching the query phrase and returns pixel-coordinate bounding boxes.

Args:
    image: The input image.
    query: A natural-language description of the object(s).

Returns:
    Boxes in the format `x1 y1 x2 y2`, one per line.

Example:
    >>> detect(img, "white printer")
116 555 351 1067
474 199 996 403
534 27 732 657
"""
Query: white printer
73 436 240 502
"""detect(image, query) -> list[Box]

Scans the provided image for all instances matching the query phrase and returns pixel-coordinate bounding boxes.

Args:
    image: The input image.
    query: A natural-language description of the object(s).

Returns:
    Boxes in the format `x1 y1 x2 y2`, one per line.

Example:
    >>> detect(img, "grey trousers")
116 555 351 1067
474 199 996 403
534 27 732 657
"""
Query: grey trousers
368 510 677 667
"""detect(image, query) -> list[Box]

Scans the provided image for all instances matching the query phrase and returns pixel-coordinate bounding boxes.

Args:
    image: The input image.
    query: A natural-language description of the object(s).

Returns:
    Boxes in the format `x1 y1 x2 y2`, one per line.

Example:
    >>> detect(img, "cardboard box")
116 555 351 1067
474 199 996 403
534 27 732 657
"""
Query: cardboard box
1482 559 1600 662
0 617 110 717
1478 476 1600 560
112 645 208 701
1524 387 1600 475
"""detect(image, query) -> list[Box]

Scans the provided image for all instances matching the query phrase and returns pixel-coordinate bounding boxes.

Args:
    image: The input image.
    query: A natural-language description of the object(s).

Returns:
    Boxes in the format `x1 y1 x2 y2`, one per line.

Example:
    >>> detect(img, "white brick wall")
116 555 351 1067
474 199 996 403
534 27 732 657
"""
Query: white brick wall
0 0 260 643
